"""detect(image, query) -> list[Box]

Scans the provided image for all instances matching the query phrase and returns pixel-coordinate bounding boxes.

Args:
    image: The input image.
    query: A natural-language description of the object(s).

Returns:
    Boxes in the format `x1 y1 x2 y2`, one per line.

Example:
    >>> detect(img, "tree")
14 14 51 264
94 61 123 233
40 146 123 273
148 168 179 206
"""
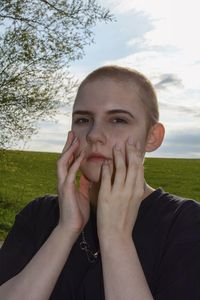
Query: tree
0 0 113 148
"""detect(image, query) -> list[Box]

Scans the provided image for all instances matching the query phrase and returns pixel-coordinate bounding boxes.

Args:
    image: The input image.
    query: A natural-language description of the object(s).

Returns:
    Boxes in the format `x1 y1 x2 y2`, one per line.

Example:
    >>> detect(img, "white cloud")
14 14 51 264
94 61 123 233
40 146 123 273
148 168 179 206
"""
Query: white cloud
16 106 73 153
149 127 200 158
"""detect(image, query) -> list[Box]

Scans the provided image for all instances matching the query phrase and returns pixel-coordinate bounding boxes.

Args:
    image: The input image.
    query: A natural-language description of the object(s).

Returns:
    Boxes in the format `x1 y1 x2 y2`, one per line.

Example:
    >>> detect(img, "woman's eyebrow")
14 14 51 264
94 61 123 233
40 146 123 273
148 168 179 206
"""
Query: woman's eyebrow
72 109 135 119
107 109 135 119
73 110 92 116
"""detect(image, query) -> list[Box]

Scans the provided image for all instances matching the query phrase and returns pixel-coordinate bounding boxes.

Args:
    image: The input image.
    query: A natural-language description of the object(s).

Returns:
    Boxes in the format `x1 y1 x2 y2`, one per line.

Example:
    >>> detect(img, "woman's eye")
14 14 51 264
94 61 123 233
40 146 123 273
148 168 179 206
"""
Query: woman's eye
74 118 90 124
112 118 128 124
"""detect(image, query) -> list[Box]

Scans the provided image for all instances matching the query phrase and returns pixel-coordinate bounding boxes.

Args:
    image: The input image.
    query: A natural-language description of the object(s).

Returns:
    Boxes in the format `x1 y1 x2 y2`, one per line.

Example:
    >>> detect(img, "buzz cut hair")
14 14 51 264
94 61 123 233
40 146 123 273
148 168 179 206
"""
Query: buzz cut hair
77 65 159 129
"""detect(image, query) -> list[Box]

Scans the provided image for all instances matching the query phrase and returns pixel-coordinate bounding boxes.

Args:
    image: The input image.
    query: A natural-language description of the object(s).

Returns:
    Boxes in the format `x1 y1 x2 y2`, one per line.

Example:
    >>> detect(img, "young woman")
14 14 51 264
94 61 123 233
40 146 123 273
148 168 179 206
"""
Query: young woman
0 66 200 300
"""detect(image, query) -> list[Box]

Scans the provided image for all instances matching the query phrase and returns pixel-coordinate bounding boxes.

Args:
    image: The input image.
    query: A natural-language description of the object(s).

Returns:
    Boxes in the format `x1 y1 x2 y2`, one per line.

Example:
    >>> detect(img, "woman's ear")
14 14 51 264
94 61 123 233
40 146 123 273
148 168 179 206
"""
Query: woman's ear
145 122 165 152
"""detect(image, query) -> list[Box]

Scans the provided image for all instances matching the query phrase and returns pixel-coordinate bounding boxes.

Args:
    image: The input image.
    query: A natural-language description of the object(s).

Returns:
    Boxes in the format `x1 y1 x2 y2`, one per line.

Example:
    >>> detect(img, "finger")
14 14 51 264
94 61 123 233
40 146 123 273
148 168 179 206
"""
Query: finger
107 160 113 177
57 138 79 184
125 140 143 190
112 144 126 189
134 142 145 198
65 150 86 186
59 131 76 169
61 131 74 153
99 160 111 198
135 163 145 199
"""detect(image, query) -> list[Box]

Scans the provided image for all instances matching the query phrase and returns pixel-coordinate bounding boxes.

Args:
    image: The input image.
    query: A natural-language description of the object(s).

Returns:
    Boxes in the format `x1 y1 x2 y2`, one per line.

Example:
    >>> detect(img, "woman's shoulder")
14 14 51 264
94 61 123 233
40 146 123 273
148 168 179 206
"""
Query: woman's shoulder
142 188 200 236
13 195 59 248
15 194 59 231
158 189 200 217
153 189 200 242
18 194 58 216
147 187 200 214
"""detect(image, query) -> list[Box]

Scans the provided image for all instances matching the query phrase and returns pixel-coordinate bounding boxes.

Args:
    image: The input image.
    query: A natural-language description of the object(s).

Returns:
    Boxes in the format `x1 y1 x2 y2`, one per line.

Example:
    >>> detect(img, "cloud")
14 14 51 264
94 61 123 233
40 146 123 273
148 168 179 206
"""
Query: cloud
163 131 200 158
154 73 183 90
159 102 200 118
167 130 200 146
113 0 200 54
70 9 154 77
147 128 200 158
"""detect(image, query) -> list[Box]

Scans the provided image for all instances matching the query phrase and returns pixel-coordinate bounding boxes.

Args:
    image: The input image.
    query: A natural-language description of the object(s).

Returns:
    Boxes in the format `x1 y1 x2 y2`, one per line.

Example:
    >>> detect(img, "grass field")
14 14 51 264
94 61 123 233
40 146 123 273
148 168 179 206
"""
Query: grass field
0 149 200 240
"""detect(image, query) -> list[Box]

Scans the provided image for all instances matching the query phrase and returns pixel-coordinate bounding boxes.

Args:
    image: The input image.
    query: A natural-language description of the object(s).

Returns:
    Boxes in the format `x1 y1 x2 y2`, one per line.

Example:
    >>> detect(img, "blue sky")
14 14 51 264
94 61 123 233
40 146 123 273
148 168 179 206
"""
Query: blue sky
20 0 200 158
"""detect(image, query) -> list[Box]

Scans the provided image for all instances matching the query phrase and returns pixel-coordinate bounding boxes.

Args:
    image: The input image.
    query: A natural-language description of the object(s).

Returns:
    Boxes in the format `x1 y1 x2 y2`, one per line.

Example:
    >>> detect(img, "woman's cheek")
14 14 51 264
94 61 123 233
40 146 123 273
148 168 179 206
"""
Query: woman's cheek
78 140 88 157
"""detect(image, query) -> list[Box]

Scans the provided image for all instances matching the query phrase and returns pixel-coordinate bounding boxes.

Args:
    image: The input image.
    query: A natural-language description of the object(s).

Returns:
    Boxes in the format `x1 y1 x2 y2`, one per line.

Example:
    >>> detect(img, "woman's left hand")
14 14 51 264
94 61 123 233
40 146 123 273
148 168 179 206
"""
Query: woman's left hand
97 138 145 240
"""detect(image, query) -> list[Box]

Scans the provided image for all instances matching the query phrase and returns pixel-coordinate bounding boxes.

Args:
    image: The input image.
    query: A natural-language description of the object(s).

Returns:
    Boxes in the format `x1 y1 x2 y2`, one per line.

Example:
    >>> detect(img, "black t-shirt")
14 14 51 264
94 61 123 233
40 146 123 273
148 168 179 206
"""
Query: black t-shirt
1 188 200 299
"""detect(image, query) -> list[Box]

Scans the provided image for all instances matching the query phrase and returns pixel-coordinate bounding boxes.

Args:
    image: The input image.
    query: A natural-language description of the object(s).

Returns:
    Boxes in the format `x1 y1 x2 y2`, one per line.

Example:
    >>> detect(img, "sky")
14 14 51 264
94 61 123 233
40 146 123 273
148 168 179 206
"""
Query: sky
20 0 200 158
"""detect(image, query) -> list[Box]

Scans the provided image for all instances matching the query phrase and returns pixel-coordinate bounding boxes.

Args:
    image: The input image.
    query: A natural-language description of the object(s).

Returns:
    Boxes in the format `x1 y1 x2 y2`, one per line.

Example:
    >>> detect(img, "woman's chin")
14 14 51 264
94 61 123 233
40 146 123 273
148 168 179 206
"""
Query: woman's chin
84 172 101 183
80 166 102 183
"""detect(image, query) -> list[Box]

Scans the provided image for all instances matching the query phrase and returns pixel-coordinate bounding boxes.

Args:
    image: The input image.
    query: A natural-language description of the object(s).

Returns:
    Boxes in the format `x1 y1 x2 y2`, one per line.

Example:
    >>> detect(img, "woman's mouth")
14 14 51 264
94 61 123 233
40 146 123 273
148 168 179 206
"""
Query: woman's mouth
87 153 108 162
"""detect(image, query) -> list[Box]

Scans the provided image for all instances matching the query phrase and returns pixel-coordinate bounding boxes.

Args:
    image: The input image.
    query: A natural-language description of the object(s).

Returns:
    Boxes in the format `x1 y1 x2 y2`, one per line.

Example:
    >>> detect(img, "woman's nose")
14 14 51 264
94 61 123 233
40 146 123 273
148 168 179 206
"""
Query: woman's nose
86 124 106 145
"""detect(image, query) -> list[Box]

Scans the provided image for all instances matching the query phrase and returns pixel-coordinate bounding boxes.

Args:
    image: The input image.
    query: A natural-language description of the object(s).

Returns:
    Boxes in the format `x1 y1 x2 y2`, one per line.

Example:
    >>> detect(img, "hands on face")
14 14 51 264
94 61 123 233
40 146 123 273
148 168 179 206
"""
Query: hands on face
97 137 144 240
57 131 144 240
57 131 90 236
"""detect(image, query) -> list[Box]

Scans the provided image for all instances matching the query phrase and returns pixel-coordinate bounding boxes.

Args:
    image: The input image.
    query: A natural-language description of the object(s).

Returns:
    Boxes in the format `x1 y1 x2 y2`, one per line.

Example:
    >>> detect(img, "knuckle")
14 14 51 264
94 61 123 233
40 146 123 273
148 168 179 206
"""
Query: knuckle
127 161 135 168
116 166 124 174
57 157 66 168
57 158 62 167
116 161 125 170
135 187 144 198
122 190 131 199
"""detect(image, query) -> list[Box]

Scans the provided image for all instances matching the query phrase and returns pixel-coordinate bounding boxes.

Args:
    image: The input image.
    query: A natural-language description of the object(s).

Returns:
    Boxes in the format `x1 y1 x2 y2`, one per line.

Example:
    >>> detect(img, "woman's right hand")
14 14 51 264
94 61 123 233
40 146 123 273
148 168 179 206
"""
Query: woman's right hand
57 131 90 238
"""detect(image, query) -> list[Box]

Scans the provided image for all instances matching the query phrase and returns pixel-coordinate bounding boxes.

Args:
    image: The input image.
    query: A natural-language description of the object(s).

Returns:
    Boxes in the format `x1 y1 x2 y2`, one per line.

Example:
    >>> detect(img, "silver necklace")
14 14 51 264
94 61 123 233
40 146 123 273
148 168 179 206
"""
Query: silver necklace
79 229 100 263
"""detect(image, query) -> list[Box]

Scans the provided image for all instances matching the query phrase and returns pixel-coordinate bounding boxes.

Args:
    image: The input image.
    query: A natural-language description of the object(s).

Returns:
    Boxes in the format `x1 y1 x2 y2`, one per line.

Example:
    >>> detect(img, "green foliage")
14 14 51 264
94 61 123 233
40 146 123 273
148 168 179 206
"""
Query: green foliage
1 150 200 240
0 149 59 239
144 157 200 200
0 0 113 148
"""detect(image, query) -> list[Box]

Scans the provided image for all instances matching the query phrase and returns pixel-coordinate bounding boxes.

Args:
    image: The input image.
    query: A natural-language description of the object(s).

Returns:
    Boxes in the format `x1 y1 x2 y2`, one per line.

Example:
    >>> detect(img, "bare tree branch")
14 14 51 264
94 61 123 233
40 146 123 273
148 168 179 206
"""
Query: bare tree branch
0 0 113 148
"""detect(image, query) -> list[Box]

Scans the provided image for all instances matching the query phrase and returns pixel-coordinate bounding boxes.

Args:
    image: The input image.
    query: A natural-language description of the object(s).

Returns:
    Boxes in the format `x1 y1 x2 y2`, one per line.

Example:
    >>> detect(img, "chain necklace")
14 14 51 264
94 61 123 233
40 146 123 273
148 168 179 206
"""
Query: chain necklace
79 229 100 263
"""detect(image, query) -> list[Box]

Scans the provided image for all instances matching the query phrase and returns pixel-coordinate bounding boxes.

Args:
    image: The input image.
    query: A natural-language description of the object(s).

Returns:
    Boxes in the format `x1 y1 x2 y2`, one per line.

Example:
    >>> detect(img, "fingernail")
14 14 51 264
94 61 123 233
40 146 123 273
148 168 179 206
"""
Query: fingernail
115 143 121 150
128 136 134 145
136 141 141 150
67 130 71 138
72 137 78 144
79 150 86 157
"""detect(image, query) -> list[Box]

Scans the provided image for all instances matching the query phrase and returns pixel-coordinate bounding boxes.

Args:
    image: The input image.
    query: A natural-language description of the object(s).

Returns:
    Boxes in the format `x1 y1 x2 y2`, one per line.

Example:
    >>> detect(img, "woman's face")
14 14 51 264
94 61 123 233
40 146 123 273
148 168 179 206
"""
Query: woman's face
71 78 149 183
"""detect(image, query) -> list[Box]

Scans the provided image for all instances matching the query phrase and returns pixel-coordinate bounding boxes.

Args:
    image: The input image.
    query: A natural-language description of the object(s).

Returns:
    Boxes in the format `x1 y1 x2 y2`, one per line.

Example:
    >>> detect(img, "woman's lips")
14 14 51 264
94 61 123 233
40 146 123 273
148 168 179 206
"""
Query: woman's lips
87 156 106 162
87 154 108 162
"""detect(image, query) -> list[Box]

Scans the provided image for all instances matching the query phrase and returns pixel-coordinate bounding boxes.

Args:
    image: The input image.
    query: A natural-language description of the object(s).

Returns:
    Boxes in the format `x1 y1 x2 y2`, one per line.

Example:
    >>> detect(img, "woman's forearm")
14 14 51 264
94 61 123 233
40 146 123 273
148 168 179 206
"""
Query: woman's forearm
0 132 91 300
0 225 78 300
100 234 154 300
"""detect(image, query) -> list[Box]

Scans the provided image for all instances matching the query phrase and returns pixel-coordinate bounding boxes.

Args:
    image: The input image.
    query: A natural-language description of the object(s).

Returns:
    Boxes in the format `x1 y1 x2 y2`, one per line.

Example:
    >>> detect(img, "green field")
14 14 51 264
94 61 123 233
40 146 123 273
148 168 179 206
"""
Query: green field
0 150 200 240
